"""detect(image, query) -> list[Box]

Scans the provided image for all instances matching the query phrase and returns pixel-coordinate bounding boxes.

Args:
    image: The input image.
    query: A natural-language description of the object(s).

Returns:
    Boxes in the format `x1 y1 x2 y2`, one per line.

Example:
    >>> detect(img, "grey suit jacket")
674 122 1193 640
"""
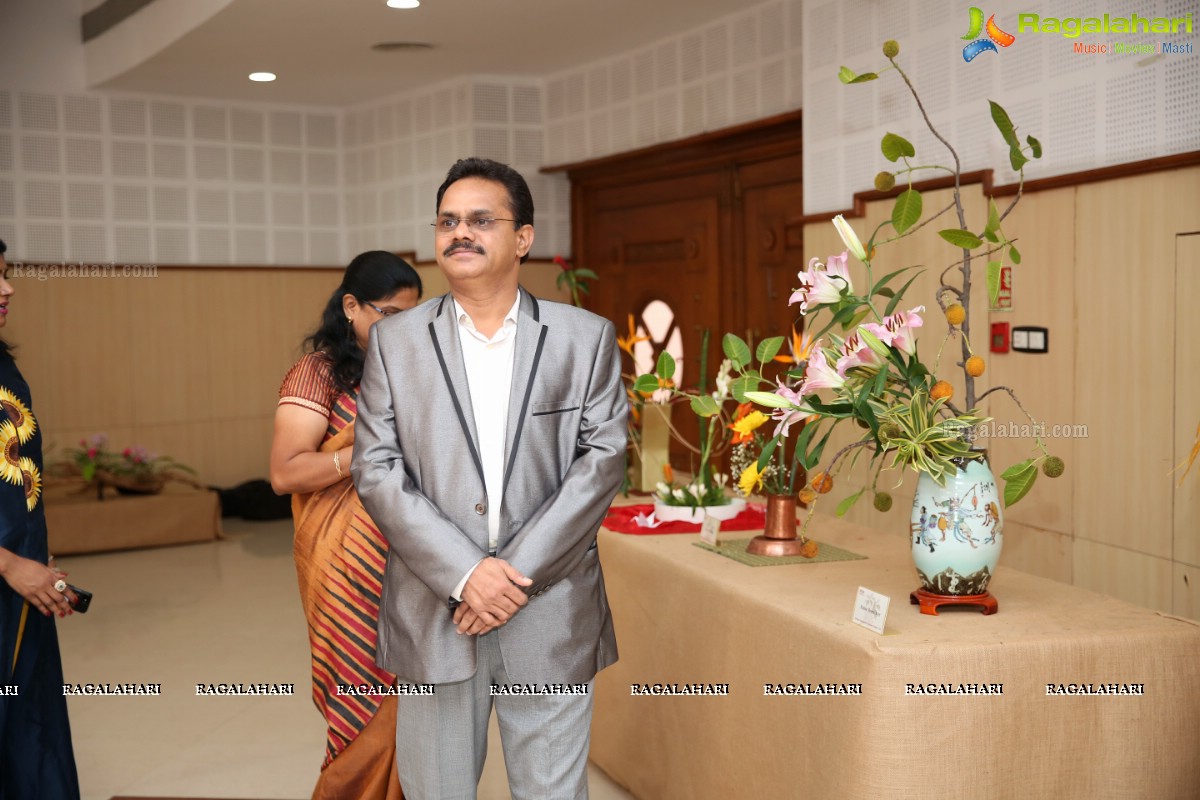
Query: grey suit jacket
352 288 626 685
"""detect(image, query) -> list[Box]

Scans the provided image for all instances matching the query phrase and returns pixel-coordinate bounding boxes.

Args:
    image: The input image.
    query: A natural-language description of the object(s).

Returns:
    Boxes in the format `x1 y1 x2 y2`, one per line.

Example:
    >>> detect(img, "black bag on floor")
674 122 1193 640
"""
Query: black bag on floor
213 479 293 520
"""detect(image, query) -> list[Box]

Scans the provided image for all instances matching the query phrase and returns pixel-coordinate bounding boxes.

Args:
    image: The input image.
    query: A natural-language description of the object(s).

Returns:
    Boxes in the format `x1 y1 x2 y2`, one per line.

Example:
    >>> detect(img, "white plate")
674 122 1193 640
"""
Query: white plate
652 497 747 523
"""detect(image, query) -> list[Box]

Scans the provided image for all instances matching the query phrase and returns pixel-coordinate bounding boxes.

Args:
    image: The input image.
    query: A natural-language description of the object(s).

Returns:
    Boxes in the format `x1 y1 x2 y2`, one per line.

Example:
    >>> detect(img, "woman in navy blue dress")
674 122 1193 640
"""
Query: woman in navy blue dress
0 239 81 800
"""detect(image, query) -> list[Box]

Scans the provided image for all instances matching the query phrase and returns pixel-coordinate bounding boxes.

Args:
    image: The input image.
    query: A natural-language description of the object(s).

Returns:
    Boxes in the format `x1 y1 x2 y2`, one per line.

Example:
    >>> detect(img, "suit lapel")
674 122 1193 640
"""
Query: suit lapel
428 294 485 489
503 288 547 496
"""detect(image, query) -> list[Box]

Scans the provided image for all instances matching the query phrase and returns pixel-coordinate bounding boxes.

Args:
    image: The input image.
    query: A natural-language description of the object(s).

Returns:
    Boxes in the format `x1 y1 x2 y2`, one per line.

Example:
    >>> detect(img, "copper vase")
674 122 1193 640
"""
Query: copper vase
746 494 806 556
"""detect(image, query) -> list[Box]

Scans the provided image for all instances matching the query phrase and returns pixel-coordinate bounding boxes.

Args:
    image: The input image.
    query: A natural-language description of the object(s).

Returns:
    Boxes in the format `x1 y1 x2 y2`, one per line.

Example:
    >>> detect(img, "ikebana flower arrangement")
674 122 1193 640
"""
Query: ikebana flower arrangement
764 40 1063 601
51 433 198 498
642 40 1063 599
633 331 758 519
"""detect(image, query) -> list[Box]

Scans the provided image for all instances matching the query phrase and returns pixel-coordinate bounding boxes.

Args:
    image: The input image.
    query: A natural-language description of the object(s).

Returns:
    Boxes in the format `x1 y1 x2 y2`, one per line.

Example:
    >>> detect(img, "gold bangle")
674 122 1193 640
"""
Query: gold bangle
333 450 344 478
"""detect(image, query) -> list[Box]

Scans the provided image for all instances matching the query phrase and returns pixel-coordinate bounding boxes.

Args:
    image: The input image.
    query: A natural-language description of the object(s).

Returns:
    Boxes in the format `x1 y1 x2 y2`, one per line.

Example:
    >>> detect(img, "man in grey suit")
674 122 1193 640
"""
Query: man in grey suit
353 157 626 799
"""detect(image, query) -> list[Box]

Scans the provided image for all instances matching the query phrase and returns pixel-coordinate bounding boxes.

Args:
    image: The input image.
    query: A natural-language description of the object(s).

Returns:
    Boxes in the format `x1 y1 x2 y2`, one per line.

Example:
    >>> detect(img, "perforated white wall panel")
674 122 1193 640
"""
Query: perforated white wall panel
801 0 1200 213
0 89 341 265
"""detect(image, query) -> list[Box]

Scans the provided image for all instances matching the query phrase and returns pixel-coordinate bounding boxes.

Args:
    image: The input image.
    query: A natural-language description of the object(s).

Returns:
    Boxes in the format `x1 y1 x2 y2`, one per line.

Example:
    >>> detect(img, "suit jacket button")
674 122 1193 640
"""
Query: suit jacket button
474 503 486 515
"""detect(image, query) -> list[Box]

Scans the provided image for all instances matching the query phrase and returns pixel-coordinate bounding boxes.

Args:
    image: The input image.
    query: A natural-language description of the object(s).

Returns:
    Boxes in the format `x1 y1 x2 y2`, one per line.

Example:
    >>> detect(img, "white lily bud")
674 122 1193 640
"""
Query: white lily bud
833 214 868 262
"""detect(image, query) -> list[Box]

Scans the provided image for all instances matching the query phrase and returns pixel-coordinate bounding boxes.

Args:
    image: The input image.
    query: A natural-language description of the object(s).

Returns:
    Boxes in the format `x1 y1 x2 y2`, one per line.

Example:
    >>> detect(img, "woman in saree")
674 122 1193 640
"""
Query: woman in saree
0 238 82 800
270 250 422 800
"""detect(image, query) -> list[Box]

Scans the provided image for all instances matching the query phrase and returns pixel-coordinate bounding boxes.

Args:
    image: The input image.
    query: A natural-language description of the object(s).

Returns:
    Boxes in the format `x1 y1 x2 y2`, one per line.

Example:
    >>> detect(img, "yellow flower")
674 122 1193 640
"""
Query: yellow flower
730 410 769 439
20 456 41 512
738 460 764 496
0 421 23 486
0 387 36 445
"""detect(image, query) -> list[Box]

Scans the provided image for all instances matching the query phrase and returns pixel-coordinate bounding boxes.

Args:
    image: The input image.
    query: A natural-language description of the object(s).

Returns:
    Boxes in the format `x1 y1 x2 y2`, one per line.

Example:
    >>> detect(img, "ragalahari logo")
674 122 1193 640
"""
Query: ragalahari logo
962 7 1016 62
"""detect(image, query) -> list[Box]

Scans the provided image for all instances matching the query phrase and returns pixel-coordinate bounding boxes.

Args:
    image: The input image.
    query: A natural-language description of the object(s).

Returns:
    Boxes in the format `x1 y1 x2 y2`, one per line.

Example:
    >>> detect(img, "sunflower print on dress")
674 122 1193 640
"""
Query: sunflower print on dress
19 455 41 511
0 385 36 445
0 419 23 486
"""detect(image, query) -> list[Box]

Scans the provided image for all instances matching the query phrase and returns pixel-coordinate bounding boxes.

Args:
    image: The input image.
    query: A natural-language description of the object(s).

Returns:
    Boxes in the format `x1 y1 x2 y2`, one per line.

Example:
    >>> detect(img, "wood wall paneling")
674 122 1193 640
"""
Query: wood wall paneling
1174 233 1200 572
560 113 804 474
6 261 572 490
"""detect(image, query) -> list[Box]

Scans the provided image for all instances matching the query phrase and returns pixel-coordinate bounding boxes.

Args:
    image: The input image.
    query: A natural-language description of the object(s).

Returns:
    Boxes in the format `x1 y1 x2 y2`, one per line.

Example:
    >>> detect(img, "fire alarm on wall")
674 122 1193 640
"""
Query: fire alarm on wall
990 322 1009 353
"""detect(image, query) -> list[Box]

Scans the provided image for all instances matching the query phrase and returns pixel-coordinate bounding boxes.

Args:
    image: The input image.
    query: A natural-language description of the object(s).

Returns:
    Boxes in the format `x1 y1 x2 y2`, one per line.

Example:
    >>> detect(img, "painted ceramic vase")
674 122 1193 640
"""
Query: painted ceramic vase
910 455 1003 595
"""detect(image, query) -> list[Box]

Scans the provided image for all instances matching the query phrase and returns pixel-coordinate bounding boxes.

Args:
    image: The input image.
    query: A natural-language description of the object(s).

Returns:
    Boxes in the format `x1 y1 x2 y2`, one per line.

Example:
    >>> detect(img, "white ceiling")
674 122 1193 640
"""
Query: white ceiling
93 0 748 107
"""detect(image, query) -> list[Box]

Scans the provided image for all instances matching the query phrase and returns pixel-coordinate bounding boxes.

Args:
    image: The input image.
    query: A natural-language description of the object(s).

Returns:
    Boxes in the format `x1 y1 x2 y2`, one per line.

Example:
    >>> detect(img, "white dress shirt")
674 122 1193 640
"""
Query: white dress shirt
450 293 520 601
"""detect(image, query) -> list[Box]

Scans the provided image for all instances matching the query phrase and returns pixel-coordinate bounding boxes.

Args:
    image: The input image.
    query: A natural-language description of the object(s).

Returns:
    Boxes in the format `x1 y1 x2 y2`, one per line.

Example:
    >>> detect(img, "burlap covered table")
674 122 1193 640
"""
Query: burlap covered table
590 516 1200 799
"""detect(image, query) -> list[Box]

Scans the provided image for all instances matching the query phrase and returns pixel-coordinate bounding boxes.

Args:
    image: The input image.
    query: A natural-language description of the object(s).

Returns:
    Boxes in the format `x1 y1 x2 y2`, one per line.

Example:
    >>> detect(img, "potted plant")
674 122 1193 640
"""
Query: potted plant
51 434 199 499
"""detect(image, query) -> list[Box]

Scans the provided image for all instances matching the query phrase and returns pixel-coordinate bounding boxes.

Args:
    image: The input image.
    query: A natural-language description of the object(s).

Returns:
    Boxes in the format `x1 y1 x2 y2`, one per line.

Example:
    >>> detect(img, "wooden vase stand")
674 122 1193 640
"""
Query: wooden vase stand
910 589 998 616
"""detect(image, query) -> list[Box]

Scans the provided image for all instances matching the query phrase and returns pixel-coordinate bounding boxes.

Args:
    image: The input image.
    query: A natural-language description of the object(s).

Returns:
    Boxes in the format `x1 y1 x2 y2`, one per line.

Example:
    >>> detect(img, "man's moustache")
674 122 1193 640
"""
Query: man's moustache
444 243 485 257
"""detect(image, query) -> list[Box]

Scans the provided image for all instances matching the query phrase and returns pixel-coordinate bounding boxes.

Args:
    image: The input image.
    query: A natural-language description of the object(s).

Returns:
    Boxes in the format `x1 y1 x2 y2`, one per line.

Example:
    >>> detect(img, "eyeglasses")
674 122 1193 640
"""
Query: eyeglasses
431 216 517 234
365 301 398 317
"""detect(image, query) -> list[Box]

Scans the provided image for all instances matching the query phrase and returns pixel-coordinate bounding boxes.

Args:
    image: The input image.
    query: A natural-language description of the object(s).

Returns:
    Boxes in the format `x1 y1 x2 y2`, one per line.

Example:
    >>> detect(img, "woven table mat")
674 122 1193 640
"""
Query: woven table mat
693 537 867 566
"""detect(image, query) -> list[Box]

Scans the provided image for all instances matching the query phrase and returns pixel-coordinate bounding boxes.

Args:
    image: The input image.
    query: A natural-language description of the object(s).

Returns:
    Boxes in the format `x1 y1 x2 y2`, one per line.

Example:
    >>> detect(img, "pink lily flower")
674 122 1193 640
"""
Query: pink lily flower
799 346 845 395
836 329 887 377
867 306 925 356
769 382 816 438
788 251 853 314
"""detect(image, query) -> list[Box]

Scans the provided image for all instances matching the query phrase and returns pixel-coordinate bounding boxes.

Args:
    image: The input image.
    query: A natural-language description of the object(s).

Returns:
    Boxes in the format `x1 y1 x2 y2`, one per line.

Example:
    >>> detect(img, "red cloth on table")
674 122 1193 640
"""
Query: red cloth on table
603 503 767 534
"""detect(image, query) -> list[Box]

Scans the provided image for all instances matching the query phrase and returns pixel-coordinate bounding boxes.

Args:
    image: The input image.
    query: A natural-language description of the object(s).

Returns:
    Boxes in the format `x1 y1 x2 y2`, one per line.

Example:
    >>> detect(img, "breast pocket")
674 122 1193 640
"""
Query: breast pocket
530 399 580 418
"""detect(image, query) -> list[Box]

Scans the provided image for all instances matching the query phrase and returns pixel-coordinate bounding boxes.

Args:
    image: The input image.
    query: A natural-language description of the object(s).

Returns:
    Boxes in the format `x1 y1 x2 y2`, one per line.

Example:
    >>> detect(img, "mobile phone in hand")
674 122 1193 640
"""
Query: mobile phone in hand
67 585 93 613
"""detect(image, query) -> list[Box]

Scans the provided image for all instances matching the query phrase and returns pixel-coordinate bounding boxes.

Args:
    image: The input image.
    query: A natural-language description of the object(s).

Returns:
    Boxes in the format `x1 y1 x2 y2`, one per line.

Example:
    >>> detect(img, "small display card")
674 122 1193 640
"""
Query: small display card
852 586 891 635
699 514 721 546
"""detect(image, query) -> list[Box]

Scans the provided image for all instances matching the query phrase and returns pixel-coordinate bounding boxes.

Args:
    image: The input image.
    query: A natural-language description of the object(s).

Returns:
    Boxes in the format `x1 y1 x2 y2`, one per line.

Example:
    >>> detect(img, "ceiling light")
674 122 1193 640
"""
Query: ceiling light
249 72 276 82
386 0 420 8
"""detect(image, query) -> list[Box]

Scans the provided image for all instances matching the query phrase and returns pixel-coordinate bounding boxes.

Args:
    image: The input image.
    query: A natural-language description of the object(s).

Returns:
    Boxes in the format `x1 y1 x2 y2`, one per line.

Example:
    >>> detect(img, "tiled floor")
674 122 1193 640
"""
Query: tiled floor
55 518 633 800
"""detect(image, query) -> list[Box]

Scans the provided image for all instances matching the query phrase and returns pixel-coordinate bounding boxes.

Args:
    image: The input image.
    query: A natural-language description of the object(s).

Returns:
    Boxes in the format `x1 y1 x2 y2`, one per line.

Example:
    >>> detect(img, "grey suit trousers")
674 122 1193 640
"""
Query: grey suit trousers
396 631 593 800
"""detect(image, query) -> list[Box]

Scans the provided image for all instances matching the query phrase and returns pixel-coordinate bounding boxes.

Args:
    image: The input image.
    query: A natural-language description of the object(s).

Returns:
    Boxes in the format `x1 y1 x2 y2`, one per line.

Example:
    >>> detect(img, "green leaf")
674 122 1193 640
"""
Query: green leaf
891 188 922 234
1009 244 1022 264
987 261 1002 307
838 66 856 84
744 390 793 409
989 100 1019 148
1009 145 1029 172
845 308 871 331
1026 135 1042 159
884 270 924 316
939 229 984 250
835 488 865 517
881 132 916 162
690 394 721 417
804 428 836 470
984 198 1001 238
633 374 661 395
1000 459 1035 480
756 436 779 470
755 336 785 364
1003 462 1038 506
731 375 759 403
869 267 907 297
722 333 751 369
849 72 879 84
655 350 676 379
573 268 599 280
82 463 95 481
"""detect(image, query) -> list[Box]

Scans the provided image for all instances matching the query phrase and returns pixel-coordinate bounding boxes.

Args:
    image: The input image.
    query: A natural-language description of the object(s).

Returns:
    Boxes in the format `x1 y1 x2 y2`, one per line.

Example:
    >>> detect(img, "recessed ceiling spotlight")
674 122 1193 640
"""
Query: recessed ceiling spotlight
386 0 420 8
249 72 277 82
370 42 434 52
